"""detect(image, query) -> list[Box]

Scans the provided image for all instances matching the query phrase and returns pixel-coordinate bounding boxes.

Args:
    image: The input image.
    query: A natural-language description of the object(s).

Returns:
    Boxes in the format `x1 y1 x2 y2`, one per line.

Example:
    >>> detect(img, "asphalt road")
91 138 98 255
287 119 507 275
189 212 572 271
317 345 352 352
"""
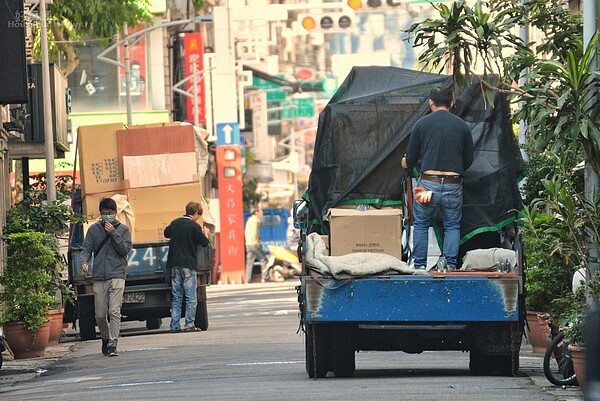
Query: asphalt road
0 282 585 401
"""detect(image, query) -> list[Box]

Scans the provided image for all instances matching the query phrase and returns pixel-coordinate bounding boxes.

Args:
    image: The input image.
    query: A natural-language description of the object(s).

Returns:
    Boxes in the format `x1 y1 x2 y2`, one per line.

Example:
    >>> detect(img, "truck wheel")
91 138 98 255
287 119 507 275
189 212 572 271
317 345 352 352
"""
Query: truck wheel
469 348 490 375
195 301 209 330
146 318 162 330
305 324 331 378
332 333 355 377
79 311 97 341
491 352 520 376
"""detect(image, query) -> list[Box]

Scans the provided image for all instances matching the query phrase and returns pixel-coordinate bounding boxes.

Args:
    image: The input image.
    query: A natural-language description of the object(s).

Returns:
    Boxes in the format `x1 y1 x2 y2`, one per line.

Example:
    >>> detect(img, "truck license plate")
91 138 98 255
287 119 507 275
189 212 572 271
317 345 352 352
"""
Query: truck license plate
123 292 145 303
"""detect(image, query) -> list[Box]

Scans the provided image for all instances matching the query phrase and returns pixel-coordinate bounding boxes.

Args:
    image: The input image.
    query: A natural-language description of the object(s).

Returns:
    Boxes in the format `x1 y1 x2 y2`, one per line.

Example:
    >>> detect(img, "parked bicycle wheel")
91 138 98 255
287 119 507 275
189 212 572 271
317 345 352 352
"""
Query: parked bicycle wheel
543 331 577 386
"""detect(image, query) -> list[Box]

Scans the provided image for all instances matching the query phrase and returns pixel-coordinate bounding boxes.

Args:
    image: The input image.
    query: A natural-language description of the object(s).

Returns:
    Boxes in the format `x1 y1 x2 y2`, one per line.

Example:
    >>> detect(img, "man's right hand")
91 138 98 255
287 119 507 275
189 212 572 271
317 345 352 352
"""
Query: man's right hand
401 157 408 169
82 263 89 273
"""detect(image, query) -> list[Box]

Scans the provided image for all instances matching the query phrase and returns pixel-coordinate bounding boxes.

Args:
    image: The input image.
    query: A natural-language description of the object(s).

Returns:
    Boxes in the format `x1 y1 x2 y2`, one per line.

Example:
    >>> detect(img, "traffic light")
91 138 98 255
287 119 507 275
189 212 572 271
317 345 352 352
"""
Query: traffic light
298 12 356 33
346 0 403 11
347 0 450 12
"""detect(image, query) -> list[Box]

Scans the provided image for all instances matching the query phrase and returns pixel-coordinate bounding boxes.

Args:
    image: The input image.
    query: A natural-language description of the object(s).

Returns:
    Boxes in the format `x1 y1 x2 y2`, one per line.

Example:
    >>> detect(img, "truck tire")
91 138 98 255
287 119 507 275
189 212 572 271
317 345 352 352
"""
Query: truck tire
195 284 209 330
195 300 209 331
469 348 490 375
78 297 97 341
305 323 331 378
470 348 519 376
79 311 97 341
332 326 355 377
146 318 162 330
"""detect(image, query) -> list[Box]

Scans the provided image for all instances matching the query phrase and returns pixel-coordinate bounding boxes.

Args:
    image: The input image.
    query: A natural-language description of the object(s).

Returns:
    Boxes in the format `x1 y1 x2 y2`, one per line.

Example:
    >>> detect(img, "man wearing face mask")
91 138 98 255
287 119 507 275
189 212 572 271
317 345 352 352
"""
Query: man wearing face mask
81 198 132 357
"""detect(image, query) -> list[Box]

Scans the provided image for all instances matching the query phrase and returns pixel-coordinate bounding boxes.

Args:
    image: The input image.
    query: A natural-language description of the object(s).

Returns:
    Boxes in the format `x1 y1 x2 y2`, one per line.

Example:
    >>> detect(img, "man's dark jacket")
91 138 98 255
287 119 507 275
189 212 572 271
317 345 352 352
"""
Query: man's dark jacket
164 215 210 269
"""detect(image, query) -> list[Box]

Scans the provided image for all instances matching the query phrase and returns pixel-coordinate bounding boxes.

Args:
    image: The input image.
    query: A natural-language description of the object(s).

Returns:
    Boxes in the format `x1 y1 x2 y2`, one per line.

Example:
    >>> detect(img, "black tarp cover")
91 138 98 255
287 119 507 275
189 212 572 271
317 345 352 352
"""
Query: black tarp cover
306 66 523 244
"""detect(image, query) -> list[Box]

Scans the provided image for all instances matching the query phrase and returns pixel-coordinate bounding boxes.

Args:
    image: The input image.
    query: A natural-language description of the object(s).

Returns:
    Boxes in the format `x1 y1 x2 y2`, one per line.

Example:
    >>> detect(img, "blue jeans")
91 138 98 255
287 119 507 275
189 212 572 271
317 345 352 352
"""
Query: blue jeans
412 179 463 268
170 267 197 331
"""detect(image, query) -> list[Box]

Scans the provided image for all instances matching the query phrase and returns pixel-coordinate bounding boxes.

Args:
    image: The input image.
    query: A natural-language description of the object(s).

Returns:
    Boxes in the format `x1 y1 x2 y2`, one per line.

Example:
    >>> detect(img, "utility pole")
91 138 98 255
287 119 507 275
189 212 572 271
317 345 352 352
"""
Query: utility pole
40 0 56 202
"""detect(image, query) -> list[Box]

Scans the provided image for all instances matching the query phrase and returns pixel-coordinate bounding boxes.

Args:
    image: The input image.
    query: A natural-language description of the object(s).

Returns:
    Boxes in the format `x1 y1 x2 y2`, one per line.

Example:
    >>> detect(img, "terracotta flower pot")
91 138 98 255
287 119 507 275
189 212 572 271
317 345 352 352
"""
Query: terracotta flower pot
526 310 552 354
569 345 586 390
47 309 64 346
3 320 50 359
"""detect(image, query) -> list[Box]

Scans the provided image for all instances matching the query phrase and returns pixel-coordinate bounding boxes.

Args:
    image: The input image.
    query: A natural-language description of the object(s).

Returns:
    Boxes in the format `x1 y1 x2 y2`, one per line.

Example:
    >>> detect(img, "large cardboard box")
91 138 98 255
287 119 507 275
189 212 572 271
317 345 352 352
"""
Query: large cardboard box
328 208 402 258
78 123 125 195
126 183 202 242
122 152 197 188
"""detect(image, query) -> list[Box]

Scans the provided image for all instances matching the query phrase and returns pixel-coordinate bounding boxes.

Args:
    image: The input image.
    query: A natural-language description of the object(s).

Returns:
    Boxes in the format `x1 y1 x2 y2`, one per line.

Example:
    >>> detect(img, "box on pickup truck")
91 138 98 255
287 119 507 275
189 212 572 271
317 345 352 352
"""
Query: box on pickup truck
296 67 525 378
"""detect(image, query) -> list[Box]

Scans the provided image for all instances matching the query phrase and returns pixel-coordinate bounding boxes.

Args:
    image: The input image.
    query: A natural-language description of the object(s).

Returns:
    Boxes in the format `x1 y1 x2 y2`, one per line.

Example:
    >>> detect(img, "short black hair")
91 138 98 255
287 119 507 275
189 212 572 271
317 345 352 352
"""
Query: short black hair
99 198 117 212
429 87 455 108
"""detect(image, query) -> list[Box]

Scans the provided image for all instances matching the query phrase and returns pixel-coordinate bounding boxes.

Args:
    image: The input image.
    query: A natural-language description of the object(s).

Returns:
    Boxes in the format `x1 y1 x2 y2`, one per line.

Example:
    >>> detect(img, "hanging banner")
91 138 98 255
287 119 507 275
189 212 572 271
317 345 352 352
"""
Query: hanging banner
184 32 206 124
119 24 147 105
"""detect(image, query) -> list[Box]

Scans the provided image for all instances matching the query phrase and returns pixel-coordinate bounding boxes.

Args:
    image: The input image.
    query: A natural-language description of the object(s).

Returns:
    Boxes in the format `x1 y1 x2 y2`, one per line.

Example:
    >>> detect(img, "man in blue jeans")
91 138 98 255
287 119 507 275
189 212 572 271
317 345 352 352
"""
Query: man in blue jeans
164 201 211 332
402 86 474 270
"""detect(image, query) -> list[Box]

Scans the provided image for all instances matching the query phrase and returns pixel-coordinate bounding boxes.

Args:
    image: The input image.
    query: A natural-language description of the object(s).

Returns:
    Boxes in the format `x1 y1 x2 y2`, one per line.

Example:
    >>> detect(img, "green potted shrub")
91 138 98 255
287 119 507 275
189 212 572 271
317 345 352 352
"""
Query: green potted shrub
560 272 600 390
4 182 84 345
0 232 59 358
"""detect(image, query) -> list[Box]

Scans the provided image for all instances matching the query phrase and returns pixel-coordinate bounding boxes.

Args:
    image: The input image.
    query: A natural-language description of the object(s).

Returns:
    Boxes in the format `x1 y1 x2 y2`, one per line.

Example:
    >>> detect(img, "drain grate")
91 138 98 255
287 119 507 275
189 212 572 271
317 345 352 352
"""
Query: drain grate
451 383 523 390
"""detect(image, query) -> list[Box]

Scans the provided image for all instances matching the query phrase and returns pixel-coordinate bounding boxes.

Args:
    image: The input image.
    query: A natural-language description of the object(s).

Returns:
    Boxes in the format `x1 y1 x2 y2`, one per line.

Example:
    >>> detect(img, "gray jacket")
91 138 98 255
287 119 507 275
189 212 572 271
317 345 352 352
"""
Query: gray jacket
81 220 132 280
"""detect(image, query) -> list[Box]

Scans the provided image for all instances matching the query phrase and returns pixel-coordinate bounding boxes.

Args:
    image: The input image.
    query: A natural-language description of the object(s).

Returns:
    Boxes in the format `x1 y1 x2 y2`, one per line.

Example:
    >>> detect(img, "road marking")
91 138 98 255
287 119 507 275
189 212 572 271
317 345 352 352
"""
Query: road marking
227 361 303 366
89 380 174 389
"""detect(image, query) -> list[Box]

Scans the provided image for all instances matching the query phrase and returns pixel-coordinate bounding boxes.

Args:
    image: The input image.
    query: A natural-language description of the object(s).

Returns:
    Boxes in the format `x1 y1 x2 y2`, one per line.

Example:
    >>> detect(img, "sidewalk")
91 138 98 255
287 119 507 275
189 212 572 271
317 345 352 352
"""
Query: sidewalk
0 332 586 400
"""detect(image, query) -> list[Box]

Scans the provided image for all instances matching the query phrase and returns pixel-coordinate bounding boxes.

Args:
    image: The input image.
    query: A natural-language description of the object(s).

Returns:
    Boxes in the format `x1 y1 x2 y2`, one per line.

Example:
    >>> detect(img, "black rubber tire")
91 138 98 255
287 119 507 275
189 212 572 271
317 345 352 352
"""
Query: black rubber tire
305 324 331 378
195 301 209 330
469 348 491 375
146 318 162 330
543 331 577 386
332 338 356 378
79 310 97 341
0 351 3 370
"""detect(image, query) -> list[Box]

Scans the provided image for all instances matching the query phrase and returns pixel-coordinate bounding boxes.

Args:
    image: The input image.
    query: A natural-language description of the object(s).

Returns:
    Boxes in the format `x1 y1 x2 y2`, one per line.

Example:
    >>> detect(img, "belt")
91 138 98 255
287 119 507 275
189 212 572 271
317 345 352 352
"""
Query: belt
421 173 463 184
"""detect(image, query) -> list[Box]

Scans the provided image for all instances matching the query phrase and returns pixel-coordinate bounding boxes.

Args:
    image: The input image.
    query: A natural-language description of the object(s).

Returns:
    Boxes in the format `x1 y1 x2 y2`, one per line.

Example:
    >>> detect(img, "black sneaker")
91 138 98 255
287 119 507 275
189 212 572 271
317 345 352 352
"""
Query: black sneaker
101 339 109 356
107 346 119 357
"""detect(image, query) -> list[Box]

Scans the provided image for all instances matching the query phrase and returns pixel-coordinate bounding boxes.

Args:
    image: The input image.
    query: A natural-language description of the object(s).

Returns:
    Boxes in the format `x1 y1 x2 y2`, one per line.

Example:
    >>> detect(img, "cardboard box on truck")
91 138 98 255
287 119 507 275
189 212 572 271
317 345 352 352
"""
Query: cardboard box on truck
126 183 203 242
328 208 402 258
77 123 124 195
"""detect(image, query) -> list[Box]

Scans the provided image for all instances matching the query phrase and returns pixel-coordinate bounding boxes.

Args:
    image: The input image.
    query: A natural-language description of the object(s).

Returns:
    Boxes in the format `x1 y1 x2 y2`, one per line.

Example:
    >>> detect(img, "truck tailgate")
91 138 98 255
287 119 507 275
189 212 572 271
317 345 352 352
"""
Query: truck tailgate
302 272 521 323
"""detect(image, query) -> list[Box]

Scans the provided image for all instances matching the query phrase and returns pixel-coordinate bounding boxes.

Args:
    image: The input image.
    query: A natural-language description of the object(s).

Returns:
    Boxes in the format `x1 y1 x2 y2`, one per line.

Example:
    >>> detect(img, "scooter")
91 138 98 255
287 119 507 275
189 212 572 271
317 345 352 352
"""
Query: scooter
265 244 302 282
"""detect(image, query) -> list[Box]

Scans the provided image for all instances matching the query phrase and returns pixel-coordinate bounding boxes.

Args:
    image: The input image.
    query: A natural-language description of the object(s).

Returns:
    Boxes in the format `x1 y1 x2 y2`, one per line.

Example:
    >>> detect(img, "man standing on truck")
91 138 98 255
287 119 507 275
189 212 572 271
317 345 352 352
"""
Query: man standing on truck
402 86 474 270
164 201 211 333
81 198 132 357
245 208 268 283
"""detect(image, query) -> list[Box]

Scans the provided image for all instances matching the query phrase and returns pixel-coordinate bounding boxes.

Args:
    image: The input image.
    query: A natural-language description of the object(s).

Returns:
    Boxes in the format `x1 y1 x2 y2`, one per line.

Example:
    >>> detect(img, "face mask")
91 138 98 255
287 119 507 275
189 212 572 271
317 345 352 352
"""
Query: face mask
102 215 116 223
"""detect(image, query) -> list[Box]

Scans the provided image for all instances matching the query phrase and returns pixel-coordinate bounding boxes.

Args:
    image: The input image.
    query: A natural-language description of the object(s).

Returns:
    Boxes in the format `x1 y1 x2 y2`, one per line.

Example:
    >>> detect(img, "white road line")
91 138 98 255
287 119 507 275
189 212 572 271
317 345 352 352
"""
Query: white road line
89 380 174 389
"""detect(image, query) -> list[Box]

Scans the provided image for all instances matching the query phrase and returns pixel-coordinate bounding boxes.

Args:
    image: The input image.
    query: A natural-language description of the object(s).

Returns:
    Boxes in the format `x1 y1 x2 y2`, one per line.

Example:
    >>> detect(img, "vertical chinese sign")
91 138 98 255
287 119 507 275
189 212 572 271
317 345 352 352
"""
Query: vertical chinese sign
216 123 244 283
184 32 206 124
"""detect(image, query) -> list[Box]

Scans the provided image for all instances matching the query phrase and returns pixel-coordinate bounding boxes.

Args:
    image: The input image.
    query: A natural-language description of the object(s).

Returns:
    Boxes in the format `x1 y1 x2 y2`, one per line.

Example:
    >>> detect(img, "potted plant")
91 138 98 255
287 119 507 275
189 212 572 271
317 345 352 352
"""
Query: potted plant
4 180 84 346
561 271 600 390
0 232 60 358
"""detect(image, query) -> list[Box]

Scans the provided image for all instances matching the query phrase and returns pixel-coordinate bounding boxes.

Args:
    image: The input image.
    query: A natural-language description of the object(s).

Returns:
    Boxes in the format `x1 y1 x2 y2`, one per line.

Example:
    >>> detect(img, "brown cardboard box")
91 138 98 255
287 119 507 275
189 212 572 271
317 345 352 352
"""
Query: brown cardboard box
126 183 203 242
78 123 125 195
122 152 197 188
328 208 402 258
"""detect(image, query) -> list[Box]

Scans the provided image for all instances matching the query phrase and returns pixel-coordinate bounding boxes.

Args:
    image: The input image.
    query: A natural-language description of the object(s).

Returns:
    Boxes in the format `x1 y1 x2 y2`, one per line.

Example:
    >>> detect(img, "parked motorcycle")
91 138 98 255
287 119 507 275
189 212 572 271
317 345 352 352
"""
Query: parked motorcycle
264 245 302 282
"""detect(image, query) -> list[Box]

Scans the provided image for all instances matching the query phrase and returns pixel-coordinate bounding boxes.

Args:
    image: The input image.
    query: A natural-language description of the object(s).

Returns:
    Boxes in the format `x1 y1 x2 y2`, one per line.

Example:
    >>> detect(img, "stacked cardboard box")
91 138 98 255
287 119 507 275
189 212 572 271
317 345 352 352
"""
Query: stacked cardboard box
77 123 203 242
327 208 402 258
